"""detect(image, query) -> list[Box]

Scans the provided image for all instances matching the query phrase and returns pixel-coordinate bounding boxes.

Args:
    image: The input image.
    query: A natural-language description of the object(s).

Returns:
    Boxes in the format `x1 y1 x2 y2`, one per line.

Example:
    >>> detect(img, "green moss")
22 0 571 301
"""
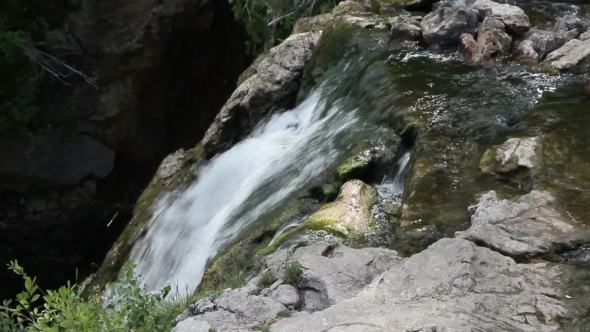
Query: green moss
336 154 371 181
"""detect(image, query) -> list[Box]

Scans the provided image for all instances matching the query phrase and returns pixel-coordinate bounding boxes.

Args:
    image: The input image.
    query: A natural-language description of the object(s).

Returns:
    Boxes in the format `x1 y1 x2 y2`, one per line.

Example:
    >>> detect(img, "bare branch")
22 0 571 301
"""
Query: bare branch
22 43 98 89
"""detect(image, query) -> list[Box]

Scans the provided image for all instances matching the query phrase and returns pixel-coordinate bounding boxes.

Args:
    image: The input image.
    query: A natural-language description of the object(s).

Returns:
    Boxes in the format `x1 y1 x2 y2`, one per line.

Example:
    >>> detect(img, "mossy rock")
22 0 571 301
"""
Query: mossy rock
337 153 372 181
87 144 204 290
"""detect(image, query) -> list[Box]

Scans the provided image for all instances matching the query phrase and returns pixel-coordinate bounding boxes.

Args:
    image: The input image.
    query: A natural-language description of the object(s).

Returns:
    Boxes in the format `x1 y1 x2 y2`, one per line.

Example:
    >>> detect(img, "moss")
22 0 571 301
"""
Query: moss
336 153 371 181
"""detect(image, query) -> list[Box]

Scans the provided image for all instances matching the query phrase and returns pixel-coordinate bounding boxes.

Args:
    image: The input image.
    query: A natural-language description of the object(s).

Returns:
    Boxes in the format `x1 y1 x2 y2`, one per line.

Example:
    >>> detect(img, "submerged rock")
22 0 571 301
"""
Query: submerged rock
473 0 531 35
480 137 541 174
421 2 479 46
472 17 513 62
546 38 590 71
457 190 585 258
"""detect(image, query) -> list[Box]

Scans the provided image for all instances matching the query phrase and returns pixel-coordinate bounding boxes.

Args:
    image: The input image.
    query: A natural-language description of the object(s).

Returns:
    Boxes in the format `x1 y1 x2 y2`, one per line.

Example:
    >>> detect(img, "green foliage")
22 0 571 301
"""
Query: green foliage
231 0 337 56
257 270 276 288
283 262 302 285
0 0 76 132
0 261 189 332
276 309 295 318
253 320 273 332
208 328 217 332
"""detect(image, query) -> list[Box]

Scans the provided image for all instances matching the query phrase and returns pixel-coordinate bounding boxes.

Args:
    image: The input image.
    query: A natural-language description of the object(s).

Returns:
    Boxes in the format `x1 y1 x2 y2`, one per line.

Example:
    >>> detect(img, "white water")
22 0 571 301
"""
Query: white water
376 151 412 202
130 89 363 293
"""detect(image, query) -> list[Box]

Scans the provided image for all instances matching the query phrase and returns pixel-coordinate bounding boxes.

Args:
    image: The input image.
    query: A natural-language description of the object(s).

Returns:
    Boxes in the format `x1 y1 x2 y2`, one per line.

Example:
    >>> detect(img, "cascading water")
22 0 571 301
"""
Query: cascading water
130 88 368 293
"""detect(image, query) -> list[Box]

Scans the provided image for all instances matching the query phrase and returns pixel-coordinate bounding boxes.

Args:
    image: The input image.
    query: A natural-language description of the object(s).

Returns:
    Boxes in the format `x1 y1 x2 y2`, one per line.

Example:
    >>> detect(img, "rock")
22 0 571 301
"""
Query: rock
0 132 114 190
513 39 539 62
389 15 422 41
480 137 541 174
271 284 300 309
456 190 585 258
202 31 322 157
301 180 377 239
546 39 590 71
472 17 513 62
332 0 367 15
522 29 567 60
459 33 477 56
580 31 590 41
216 289 286 321
473 0 531 35
270 238 571 332
421 2 479 46
553 15 590 35
263 244 401 312
172 318 211 332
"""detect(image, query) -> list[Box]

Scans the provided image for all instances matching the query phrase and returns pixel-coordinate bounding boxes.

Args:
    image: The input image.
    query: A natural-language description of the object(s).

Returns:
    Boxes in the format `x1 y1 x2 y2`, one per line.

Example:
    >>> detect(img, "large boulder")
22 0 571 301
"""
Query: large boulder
519 29 567 60
545 38 590 71
202 31 322 158
472 17 513 62
473 0 531 35
389 15 422 41
553 15 590 37
421 2 479 46
456 190 586 258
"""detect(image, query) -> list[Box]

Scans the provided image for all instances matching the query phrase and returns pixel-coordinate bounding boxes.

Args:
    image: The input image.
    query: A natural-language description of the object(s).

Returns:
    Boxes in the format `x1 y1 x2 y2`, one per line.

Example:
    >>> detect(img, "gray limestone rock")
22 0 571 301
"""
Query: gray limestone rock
553 15 590 35
202 31 322 157
513 39 539 62
580 31 590 41
472 17 513 62
519 29 567 60
473 0 531 35
172 318 211 332
546 38 590 71
271 238 570 332
271 284 300 309
456 190 585 257
480 137 541 174
421 3 479 46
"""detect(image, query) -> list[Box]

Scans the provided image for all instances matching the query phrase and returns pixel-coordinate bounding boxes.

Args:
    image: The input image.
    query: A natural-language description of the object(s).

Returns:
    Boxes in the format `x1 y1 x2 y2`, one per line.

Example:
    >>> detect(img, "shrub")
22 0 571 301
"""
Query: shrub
257 270 276 288
231 0 337 56
276 309 295 318
253 320 273 332
0 261 188 332
283 262 302 285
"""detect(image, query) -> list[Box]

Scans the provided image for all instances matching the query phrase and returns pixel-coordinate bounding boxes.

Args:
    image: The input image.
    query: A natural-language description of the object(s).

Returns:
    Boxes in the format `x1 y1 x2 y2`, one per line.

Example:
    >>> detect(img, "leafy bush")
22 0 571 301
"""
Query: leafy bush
283 262 302 285
231 0 338 56
0 261 188 332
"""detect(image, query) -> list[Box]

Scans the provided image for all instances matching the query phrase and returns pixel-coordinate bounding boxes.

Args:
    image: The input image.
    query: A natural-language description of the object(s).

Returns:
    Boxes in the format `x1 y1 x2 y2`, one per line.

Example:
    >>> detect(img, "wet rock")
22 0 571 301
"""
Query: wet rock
459 33 477 56
202 31 322 157
456 190 585 258
520 29 567 60
389 15 422 41
421 2 479 46
301 180 377 239
333 0 368 15
553 15 590 35
472 17 513 62
513 39 539 62
270 238 570 332
480 137 541 174
271 284 300 309
546 39 590 71
473 0 531 35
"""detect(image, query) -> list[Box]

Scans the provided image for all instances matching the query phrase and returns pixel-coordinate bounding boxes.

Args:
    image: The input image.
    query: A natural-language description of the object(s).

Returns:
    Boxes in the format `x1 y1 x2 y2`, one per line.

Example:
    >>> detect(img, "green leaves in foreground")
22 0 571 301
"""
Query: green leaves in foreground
0 261 188 332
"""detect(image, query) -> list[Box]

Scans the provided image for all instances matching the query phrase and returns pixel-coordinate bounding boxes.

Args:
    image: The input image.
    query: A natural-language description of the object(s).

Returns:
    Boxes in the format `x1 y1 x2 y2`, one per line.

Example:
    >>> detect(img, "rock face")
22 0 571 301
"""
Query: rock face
202 31 322 157
457 190 584 258
473 0 531 35
472 17 513 62
546 38 590 71
0 0 248 301
421 3 479 46
176 238 574 332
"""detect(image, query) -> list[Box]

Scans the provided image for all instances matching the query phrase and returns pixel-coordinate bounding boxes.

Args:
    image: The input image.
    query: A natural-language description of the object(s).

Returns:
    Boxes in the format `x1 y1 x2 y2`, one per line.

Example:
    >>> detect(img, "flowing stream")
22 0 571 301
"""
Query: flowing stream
130 87 370 293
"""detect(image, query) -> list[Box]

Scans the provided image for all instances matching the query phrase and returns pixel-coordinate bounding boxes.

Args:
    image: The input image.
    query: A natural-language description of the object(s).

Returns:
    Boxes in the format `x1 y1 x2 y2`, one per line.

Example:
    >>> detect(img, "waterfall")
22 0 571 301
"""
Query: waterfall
130 88 365 294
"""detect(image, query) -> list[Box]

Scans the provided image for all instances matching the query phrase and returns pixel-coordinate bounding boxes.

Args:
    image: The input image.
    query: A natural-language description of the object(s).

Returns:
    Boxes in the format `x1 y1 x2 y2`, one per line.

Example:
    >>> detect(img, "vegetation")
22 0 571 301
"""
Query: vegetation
283 262 302 285
277 309 296 318
253 320 273 332
0 0 80 132
0 261 188 332
231 0 338 56
257 270 276 288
